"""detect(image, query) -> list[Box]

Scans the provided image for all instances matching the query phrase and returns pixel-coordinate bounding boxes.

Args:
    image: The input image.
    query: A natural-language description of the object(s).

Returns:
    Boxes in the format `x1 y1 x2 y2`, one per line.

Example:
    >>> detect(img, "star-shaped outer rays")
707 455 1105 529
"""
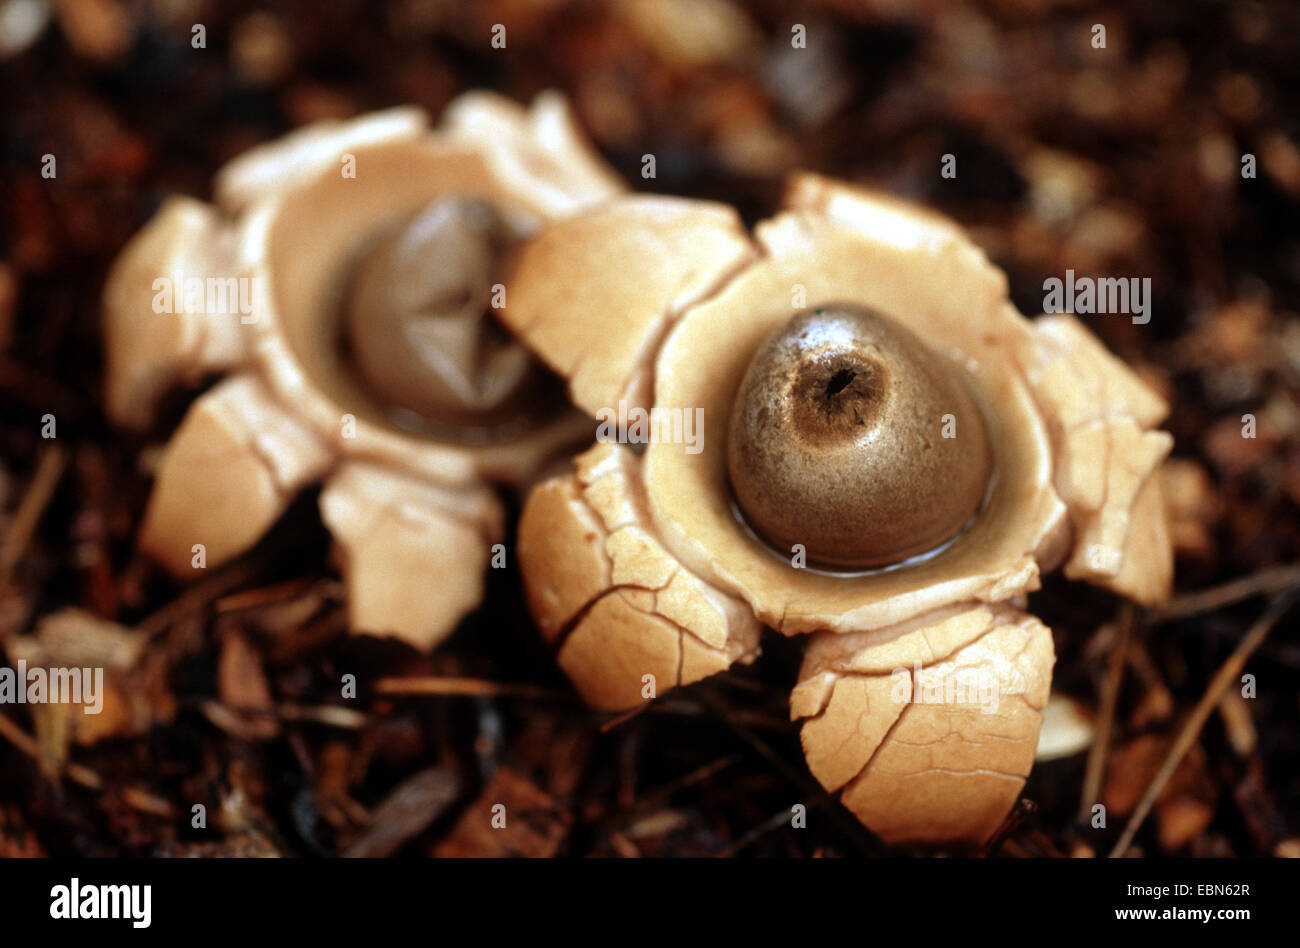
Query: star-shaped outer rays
501 174 1173 846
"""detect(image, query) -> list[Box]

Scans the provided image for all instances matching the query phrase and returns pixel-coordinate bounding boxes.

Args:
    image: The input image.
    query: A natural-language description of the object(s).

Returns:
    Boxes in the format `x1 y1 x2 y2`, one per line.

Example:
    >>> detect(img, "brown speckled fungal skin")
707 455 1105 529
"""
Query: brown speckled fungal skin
102 92 623 650
726 304 993 568
504 172 1173 847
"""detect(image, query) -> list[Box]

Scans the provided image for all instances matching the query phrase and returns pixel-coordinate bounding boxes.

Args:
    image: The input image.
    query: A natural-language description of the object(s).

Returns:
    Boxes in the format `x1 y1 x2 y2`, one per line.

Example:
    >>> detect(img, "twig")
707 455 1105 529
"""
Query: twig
715 806 796 857
120 786 178 819
1149 562 1300 623
600 754 741 834
136 555 275 637
264 608 348 662
343 768 460 858
213 576 321 613
1217 689 1258 757
1080 607 1132 824
0 711 174 818
373 676 561 701
1108 591 1297 857
1125 637 1175 725
601 702 651 733
370 679 791 731
0 445 65 584
985 798 1037 856
0 710 98 787
606 697 792 732
277 703 369 729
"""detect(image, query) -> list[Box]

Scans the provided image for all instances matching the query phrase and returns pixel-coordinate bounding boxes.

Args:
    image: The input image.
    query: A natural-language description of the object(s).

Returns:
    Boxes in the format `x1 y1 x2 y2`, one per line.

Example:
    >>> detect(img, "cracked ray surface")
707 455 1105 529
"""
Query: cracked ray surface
793 603 1053 847
518 441 761 711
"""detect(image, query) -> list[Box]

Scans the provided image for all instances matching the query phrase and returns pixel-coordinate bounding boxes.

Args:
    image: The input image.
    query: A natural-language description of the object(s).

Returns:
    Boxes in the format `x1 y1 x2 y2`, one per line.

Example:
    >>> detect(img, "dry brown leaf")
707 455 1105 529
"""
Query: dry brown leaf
433 767 570 858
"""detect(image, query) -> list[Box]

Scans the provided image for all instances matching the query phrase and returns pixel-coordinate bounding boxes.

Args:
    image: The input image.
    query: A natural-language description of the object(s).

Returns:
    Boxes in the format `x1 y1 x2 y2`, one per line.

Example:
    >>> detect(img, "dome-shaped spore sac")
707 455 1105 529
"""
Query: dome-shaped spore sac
726 304 993 568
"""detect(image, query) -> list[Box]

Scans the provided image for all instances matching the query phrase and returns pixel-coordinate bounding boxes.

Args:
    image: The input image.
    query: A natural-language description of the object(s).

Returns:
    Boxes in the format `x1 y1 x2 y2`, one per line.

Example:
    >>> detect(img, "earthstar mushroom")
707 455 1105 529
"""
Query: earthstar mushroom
503 174 1174 846
103 92 622 649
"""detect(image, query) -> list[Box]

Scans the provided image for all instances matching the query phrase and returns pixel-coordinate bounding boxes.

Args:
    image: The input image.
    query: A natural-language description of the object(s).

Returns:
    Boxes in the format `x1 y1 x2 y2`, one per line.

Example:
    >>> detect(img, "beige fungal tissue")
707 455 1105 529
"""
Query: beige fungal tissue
504 173 1174 847
103 92 623 650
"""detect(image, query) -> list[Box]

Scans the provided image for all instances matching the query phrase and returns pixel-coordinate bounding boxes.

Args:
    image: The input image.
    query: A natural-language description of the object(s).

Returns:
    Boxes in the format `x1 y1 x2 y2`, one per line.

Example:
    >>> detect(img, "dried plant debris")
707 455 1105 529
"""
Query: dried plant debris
432 767 570 858
1 0 1298 856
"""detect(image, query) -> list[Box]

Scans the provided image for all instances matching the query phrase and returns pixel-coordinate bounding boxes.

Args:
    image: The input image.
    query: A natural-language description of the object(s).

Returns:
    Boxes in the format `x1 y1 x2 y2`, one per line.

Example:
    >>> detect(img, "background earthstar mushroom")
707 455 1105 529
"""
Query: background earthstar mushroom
102 91 623 650
501 174 1174 847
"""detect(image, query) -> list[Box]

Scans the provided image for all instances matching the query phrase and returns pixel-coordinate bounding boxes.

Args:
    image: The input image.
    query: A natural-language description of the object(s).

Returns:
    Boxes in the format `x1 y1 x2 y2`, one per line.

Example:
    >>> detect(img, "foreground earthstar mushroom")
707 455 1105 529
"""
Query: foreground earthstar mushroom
503 174 1173 846
102 92 623 649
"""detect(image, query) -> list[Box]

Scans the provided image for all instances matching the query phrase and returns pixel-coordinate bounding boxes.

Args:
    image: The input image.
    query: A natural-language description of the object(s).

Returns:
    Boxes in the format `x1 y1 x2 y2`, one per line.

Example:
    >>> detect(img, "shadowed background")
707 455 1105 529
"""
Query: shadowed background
1 0 1298 857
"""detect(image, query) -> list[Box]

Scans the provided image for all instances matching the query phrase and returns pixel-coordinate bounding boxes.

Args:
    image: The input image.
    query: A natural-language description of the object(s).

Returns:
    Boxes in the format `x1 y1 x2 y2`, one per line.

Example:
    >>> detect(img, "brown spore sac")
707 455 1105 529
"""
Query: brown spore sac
726 303 993 568
342 197 557 438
